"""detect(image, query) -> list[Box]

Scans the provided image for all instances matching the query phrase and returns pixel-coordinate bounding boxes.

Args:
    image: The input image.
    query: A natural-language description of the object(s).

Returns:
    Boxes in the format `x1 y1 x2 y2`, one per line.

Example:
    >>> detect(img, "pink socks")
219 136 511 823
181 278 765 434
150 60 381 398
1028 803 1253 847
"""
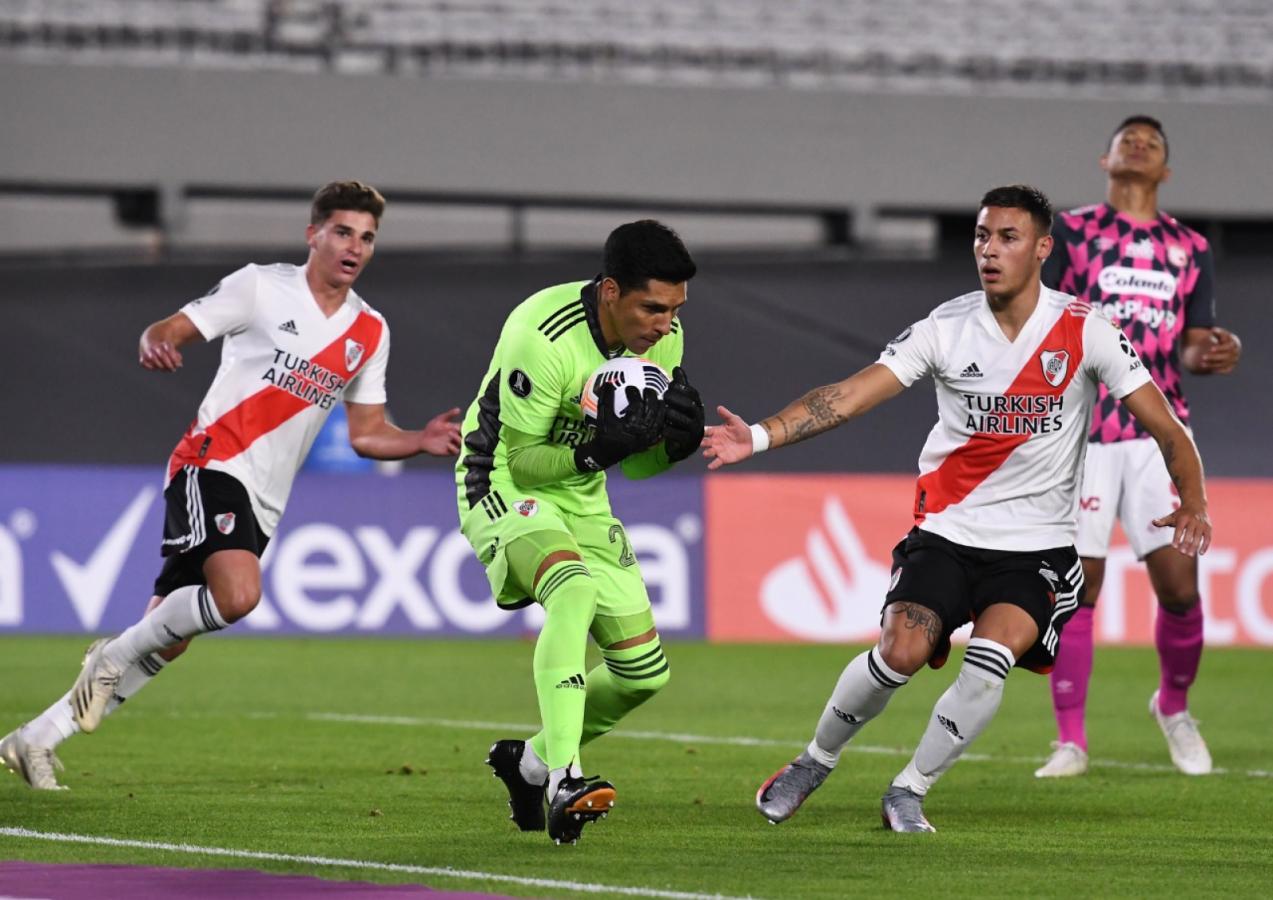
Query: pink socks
1050 605 1095 750
1155 603 1203 716
1050 601 1203 746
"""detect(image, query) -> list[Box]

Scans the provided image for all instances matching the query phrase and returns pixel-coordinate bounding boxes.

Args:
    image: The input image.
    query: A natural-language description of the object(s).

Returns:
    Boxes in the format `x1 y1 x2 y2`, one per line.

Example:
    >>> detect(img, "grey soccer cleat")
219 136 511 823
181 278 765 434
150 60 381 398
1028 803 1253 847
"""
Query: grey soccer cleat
880 785 936 833
485 739 547 831
547 776 616 845
755 751 832 824
70 638 122 734
1 728 68 791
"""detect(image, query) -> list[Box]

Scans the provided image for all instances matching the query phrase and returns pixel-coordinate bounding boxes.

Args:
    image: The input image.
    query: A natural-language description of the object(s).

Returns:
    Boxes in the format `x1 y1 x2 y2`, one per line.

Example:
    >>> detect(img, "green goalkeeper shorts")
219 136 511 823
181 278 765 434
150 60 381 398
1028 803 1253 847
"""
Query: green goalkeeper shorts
460 489 651 619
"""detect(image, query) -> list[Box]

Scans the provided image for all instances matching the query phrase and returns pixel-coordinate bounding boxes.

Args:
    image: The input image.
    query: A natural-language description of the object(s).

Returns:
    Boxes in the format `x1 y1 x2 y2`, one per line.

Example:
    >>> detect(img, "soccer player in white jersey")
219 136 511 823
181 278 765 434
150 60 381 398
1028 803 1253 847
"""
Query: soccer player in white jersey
1035 116 1242 779
701 185 1211 833
1 181 462 790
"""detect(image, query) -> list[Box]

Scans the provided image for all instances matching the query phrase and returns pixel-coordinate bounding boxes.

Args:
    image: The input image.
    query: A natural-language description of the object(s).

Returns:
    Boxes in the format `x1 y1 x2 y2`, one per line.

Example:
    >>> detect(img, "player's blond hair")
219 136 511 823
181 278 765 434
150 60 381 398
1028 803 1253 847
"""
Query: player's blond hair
310 181 386 226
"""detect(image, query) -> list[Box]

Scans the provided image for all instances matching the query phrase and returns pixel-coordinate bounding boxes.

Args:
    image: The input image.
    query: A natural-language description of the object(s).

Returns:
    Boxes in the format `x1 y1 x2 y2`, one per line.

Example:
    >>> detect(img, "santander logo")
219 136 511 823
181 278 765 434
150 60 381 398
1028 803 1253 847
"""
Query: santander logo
759 497 892 641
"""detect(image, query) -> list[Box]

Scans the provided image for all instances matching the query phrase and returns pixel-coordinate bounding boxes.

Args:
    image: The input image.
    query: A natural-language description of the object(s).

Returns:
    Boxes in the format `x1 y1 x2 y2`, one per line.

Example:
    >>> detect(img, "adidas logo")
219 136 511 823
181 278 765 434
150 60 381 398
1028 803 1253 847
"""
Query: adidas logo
831 706 860 725
278 320 299 335
959 362 983 378
938 714 963 740
556 673 586 690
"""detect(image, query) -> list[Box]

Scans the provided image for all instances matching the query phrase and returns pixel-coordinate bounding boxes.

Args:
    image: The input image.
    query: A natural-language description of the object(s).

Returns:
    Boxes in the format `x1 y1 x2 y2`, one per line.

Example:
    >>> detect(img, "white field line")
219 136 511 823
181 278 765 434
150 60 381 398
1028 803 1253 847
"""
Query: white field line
305 712 1273 779
0 827 757 900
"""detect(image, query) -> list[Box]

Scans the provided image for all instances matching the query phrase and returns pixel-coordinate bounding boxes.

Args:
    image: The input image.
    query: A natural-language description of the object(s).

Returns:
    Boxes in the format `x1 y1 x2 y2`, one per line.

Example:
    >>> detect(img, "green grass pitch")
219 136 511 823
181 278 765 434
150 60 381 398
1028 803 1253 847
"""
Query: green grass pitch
2 636 1271 898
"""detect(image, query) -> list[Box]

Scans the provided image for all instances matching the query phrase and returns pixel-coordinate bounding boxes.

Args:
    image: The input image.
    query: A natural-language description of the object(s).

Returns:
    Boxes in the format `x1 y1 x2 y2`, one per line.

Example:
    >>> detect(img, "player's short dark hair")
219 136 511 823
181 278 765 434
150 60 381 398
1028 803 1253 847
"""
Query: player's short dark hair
310 181 386 227
603 220 697 294
1109 115 1168 161
979 184 1053 237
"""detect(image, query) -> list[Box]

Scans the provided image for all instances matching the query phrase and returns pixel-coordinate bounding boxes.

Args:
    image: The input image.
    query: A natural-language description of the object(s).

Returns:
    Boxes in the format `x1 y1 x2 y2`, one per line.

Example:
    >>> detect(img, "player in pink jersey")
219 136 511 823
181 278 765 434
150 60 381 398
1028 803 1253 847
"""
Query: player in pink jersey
703 185 1210 832
1035 116 1242 779
1 182 462 790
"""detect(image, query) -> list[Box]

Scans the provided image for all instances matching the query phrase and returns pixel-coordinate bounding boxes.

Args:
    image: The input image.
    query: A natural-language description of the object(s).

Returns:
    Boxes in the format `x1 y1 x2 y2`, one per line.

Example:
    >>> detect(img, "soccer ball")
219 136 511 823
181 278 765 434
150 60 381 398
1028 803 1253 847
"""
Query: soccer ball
581 357 670 419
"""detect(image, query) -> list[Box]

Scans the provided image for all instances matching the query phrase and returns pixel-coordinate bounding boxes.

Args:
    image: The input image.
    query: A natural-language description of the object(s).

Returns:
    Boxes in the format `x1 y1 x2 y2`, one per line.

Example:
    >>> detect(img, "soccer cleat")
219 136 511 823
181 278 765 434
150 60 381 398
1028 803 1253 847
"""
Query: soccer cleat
1150 691 1212 775
755 751 832 824
69 638 122 734
880 785 936 833
1 728 68 791
546 776 616 845
485 739 547 831
1034 741 1089 778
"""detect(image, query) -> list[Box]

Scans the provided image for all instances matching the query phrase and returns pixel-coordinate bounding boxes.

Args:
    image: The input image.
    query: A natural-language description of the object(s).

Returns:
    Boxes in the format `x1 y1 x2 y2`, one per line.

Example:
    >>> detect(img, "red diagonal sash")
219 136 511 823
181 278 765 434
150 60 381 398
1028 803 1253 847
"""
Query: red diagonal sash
167 311 383 479
914 307 1086 523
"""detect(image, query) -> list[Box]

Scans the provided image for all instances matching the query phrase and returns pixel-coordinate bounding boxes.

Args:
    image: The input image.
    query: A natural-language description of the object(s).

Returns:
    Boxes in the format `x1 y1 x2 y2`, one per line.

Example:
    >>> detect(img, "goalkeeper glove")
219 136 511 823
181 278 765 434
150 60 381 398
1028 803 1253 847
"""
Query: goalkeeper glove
574 383 667 472
663 366 705 463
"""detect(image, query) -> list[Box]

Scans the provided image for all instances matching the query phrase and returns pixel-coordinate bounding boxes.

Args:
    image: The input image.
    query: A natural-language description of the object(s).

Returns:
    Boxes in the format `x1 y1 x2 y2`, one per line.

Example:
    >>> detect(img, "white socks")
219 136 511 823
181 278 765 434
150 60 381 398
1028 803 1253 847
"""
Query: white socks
104 585 226 669
24 691 77 748
529 743 583 797
893 637 1014 796
22 586 227 750
808 647 910 768
25 653 169 749
520 740 549 786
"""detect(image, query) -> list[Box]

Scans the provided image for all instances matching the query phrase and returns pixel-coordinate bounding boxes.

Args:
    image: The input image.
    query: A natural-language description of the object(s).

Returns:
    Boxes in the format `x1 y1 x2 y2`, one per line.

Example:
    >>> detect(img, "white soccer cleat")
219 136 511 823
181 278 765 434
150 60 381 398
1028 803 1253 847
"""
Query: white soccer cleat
1034 741 1089 778
1150 691 1212 776
70 638 123 734
1 728 68 791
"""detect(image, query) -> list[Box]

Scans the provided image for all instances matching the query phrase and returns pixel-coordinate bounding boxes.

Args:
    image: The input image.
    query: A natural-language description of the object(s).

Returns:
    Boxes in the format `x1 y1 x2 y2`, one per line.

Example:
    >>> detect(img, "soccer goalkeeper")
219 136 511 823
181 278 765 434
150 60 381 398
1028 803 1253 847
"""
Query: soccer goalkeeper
454 220 702 844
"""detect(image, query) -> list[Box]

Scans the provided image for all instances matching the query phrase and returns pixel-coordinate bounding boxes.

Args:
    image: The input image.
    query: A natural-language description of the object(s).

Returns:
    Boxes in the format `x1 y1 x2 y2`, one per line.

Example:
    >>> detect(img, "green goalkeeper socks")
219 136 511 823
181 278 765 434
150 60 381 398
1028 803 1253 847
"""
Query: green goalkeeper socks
527 558 596 771
579 638 671 745
530 637 672 768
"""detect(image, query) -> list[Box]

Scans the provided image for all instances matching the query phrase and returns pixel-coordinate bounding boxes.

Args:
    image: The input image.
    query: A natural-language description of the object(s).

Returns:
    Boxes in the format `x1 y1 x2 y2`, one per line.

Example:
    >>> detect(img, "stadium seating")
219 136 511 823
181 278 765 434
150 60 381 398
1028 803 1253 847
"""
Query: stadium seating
1 0 1270 98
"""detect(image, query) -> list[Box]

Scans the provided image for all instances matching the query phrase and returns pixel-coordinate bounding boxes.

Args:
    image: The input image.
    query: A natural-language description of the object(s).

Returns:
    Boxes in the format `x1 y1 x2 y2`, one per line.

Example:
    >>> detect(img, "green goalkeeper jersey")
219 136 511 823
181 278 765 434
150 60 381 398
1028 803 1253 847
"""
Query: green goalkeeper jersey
455 278 684 519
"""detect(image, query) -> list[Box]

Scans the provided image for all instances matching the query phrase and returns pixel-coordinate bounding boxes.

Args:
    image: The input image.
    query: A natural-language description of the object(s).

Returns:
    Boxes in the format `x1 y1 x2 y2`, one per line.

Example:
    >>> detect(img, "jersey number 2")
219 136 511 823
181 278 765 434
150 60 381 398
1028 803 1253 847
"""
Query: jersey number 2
608 524 636 568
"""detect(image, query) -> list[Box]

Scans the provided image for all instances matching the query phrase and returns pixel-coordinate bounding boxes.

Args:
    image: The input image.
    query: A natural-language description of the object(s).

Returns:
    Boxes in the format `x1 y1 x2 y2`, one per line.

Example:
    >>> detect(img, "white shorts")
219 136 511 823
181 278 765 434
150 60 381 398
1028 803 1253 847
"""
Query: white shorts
1075 438 1179 561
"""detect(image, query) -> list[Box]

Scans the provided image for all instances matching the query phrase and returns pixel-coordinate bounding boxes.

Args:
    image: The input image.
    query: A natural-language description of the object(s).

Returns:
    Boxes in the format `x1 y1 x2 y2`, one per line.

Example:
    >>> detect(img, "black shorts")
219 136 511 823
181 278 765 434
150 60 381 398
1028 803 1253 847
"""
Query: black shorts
883 527 1083 674
153 466 269 597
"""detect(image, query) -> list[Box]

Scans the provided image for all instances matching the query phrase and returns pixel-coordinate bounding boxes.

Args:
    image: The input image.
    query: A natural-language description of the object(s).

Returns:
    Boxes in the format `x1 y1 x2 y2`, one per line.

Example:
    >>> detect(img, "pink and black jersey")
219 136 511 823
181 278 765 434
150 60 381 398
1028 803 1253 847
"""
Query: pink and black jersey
876 287 1152 552
1042 203 1215 443
167 263 390 534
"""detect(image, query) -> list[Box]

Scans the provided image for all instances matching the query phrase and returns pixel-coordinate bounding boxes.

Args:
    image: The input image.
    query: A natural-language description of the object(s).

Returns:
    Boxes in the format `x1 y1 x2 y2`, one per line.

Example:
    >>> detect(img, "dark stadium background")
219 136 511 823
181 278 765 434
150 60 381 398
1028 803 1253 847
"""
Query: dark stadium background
5 251 1270 477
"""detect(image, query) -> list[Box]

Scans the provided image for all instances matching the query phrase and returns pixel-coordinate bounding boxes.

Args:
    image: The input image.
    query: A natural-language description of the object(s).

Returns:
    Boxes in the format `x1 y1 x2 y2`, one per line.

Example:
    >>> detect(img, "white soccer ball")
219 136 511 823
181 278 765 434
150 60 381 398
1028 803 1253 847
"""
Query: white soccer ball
581 357 670 420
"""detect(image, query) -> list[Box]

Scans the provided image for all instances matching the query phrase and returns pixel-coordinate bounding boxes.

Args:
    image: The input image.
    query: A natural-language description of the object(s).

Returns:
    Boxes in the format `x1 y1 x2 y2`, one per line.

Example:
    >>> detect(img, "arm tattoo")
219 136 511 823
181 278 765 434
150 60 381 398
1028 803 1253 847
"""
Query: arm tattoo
889 602 943 649
788 384 848 444
804 385 843 426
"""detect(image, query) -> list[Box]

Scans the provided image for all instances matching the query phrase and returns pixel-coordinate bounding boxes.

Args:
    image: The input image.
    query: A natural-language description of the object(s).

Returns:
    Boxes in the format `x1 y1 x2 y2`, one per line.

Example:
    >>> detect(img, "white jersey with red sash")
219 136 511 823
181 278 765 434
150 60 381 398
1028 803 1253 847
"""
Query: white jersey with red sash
167 262 389 534
877 285 1152 552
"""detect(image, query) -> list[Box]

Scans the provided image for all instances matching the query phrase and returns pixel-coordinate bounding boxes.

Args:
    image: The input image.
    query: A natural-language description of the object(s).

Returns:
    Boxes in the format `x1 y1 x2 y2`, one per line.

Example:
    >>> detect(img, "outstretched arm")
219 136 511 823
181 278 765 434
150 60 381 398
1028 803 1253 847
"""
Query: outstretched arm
1120 382 1210 556
346 402 462 460
702 363 906 470
139 312 203 371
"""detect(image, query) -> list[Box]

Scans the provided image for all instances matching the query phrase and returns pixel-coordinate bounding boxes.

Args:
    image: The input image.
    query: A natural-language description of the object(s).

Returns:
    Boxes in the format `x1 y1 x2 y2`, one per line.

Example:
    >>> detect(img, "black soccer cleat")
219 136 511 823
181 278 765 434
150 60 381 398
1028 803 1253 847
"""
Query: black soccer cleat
547 776 616 845
485 739 546 832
